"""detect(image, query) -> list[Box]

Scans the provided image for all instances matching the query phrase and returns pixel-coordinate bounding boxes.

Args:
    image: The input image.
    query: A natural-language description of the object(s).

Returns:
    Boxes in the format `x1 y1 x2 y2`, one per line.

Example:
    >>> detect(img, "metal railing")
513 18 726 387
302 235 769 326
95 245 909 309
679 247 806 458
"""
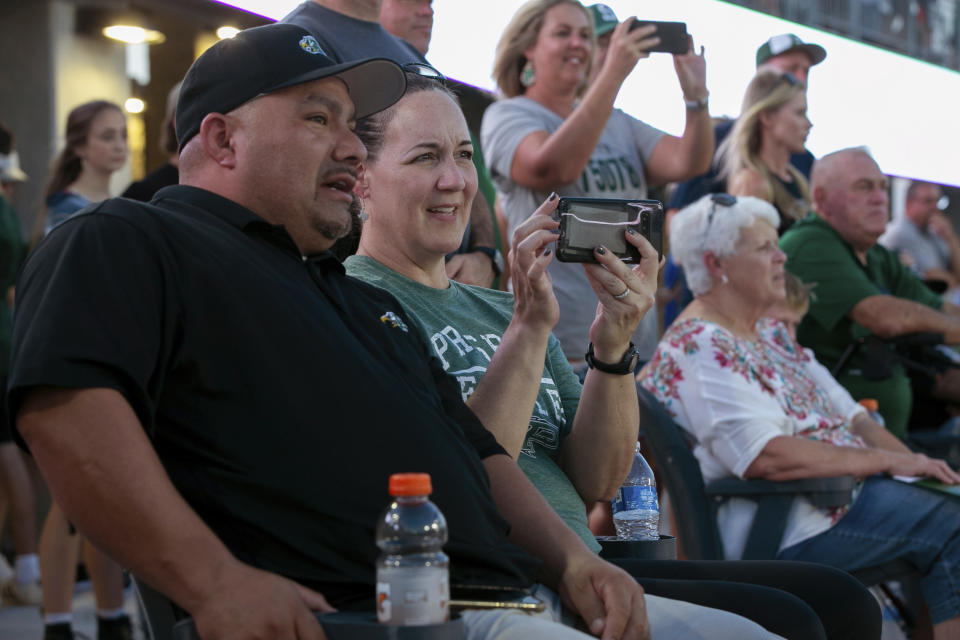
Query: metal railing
725 0 959 70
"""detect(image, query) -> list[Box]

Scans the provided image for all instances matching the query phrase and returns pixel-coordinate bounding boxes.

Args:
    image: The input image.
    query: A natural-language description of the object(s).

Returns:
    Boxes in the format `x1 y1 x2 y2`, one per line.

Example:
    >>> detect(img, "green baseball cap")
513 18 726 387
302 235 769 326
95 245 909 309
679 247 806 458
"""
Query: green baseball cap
756 33 827 67
588 4 619 37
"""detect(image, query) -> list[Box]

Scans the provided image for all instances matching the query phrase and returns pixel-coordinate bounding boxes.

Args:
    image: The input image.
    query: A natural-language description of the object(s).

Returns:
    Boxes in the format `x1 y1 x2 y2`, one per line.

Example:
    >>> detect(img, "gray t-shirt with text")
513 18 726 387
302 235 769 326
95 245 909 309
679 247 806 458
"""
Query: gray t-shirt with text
481 97 665 360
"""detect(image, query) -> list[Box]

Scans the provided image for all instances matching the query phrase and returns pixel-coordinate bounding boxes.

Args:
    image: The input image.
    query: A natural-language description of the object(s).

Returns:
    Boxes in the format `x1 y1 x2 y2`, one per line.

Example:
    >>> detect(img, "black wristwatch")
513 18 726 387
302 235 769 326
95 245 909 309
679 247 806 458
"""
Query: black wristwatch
473 246 504 277
585 342 640 375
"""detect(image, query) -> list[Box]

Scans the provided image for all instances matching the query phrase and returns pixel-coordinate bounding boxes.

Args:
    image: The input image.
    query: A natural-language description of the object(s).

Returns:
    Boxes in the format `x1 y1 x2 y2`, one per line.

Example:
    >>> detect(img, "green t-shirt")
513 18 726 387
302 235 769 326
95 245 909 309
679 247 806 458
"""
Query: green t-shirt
345 255 599 552
780 214 942 437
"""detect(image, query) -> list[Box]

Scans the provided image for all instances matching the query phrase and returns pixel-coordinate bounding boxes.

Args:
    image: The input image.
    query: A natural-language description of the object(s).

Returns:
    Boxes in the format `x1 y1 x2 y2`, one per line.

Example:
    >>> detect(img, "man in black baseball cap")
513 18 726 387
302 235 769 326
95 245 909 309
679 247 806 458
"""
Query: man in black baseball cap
8 21 671 640
3 22 508 640
172 22 406 256
175 23 405 150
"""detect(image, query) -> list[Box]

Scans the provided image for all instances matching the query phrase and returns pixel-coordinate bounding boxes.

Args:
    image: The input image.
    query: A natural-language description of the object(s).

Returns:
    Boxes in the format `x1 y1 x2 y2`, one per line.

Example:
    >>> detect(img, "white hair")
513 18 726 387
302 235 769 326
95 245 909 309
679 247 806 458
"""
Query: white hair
671 194 780 296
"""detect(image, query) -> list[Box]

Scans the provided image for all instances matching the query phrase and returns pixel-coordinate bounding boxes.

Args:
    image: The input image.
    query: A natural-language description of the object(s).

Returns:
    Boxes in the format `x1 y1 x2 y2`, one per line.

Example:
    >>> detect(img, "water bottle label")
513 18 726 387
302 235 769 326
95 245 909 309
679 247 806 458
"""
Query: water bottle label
376 566 449 625
612 485 657 514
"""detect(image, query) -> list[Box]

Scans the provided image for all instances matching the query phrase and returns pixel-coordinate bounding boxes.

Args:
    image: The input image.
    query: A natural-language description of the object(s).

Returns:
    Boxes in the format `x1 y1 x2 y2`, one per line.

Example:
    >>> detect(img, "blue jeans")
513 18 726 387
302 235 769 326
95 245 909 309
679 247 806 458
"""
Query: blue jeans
777 476 960 624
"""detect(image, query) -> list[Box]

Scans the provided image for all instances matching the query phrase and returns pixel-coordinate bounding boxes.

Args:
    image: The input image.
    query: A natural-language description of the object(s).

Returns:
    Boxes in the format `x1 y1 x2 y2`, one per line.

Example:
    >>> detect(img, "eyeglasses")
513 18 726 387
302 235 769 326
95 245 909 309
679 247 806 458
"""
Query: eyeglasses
705 193 736 233
780 72 800 87
403 63 446 84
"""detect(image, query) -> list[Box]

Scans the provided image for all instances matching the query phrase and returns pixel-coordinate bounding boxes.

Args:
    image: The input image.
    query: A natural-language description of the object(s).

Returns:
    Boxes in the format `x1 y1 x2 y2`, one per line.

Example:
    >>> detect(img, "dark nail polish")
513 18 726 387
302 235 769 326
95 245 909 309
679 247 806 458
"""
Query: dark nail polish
548 192 558 201
595 245 606 255
627 228 638 236
544 249 552 256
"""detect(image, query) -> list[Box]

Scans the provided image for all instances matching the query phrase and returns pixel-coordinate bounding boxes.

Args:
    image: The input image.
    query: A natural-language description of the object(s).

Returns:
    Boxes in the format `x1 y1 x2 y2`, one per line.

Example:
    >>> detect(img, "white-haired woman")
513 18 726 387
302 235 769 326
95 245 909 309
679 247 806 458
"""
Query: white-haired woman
719 70 811 233
640 193 960 640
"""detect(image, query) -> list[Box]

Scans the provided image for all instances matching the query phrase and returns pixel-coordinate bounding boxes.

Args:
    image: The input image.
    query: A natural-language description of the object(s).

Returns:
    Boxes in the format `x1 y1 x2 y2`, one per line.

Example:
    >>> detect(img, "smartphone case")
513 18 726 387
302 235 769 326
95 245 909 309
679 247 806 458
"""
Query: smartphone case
630 20 689 54
556 197 664 264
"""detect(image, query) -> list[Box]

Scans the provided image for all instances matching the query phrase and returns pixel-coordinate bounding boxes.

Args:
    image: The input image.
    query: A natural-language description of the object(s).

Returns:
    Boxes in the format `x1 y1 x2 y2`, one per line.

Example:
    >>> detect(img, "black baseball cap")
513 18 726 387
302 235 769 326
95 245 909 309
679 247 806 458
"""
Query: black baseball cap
176 23 407 150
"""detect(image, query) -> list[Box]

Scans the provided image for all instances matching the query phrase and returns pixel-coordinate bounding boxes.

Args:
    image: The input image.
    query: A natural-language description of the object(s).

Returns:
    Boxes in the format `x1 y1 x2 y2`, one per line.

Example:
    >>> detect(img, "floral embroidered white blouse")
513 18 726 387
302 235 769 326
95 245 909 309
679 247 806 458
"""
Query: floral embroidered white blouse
640 316 867 559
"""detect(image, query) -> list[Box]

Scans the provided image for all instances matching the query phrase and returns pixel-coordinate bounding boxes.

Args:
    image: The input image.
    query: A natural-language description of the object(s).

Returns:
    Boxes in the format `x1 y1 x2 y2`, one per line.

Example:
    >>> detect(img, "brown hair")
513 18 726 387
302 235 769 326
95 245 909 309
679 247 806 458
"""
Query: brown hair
783 271 815 314
0 123 13 155
355 71 459 164
331 72 460 261
492 0 593 98
44 100 123 198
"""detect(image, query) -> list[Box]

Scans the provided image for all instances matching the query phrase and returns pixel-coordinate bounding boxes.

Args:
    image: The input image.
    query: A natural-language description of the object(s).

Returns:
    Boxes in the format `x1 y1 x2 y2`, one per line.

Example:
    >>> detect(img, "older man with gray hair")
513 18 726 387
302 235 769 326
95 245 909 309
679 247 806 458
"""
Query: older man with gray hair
781 147 960 439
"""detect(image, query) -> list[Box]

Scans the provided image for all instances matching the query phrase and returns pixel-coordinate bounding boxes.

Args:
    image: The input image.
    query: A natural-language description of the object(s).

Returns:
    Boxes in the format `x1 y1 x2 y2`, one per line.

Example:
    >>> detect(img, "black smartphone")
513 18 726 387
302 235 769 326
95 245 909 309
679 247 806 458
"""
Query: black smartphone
629 20 689 54
556 197 664 264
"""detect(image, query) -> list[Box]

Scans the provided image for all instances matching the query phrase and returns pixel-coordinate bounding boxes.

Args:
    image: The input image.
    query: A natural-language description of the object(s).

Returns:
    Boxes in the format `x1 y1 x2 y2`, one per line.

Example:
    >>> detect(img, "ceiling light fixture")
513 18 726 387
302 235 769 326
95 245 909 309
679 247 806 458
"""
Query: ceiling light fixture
103 24 166 45
124 98 146 114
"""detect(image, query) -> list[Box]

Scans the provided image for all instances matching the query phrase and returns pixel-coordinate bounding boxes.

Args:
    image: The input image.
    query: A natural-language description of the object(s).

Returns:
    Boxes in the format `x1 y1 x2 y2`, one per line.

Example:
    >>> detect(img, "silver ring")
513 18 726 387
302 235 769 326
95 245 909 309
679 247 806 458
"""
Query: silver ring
613 288 630 300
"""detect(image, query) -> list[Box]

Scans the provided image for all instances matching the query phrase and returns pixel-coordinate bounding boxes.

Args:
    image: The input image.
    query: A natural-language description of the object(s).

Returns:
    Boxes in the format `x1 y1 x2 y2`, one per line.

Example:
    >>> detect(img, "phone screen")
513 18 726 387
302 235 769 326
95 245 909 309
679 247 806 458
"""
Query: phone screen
564 205 633 255
556 198 663 264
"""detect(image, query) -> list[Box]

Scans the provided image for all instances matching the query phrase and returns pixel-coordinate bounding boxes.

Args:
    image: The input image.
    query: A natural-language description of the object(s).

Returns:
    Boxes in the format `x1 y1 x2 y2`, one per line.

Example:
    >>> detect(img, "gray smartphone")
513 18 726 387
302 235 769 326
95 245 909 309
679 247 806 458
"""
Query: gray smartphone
556 197 664 264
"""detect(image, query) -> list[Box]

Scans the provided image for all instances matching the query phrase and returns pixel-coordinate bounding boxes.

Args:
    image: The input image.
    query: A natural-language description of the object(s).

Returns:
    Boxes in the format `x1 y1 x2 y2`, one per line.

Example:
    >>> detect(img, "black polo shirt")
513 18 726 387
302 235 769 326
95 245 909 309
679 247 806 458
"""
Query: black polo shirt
9 185 539 609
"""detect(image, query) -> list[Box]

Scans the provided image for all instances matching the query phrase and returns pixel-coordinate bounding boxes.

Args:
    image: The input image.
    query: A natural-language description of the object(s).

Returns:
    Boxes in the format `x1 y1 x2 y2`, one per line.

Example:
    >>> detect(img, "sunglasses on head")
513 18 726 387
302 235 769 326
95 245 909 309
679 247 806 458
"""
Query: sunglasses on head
705 193 737 232
403 63 446 84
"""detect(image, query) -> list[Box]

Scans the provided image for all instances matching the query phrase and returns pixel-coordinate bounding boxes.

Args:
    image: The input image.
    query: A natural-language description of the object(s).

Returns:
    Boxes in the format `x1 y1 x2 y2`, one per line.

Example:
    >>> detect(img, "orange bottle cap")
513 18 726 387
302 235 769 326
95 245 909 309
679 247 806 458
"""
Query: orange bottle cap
858 398 879 412
389 473 432 496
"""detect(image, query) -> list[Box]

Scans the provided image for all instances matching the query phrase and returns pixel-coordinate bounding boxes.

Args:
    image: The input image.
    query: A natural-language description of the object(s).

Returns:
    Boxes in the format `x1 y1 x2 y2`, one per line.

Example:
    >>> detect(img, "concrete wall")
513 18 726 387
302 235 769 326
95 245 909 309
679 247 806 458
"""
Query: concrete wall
50 0 132 203
0 0 55 233
0 0 130 234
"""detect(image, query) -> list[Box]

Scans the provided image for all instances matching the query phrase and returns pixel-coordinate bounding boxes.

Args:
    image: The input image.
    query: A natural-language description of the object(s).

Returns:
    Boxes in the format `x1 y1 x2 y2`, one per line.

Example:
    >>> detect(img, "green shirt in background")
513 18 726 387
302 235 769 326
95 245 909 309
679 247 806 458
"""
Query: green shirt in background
345 255 600 552
780 214 942 437
0 195 26 376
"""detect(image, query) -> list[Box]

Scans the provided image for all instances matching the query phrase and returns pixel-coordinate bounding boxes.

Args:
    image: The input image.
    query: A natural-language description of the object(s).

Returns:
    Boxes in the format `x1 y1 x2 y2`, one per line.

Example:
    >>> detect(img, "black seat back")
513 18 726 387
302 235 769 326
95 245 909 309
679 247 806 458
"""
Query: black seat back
636 382 724 560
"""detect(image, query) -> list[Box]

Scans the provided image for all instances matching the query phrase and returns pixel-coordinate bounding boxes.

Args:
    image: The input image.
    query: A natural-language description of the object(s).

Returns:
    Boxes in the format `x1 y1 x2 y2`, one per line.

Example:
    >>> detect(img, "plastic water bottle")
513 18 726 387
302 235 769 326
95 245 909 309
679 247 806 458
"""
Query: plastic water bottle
611 443 659 540
376 473 449 626
858 398 885 426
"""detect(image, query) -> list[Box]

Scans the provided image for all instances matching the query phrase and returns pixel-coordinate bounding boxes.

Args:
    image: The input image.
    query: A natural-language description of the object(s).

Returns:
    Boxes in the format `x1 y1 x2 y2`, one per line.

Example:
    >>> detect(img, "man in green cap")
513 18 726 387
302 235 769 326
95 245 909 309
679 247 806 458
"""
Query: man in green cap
755 33 826 86
667 32 826 213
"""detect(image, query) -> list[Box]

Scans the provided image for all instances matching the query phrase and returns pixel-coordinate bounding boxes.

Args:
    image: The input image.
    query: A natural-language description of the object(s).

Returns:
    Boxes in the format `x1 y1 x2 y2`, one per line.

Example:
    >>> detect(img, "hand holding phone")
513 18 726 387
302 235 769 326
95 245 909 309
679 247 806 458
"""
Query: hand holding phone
628 20 689 54
556 198 664 264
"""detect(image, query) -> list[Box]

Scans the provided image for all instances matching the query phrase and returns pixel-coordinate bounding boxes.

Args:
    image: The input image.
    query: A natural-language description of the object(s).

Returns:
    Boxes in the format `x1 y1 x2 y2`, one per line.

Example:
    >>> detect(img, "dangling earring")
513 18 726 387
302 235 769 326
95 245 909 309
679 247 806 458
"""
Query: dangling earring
521 61 536 87
354 193 368 222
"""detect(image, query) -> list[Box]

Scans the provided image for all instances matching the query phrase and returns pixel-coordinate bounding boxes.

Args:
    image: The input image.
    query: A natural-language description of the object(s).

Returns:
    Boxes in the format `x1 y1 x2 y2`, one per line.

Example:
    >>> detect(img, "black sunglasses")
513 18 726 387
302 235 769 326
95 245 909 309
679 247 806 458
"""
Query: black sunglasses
780 72 800 87
705 193 737 231
403 63 446 84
